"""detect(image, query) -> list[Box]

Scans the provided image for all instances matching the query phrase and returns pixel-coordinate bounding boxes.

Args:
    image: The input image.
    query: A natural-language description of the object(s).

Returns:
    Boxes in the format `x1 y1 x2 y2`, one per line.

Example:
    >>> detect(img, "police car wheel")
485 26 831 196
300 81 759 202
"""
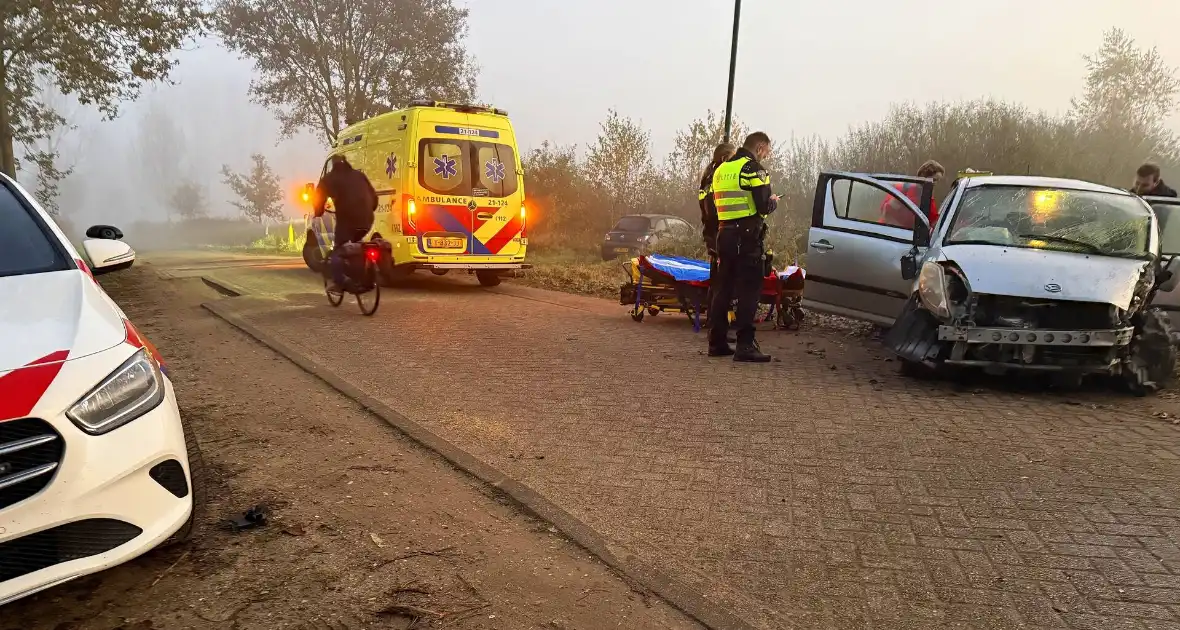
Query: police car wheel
162 414 207 546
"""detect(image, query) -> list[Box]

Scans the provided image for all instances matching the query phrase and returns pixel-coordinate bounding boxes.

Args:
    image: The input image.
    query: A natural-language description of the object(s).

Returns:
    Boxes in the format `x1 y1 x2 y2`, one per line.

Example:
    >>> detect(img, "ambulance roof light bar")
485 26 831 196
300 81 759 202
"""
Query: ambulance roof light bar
406 100 508 116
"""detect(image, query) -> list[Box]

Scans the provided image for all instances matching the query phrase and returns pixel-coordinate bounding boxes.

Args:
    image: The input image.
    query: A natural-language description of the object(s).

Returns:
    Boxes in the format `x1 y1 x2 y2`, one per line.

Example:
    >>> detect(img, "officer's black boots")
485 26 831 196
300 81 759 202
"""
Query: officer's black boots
734 341 771 363
708 343 735 357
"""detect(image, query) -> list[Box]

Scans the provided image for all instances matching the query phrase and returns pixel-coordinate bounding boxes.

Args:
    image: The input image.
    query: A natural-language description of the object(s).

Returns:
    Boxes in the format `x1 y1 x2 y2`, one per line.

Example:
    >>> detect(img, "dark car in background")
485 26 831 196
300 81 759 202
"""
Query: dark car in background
600 214 696 260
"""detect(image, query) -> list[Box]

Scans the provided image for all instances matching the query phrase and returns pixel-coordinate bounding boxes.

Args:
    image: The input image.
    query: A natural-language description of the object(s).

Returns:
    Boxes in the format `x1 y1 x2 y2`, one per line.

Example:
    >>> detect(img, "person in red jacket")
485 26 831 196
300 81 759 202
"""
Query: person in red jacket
879 160 945 228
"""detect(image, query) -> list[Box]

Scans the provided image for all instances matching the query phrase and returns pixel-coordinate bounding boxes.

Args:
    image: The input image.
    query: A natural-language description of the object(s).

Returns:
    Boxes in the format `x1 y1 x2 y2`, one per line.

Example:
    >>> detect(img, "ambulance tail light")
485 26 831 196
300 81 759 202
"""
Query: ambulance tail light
520 204 527 234
403 194 417 232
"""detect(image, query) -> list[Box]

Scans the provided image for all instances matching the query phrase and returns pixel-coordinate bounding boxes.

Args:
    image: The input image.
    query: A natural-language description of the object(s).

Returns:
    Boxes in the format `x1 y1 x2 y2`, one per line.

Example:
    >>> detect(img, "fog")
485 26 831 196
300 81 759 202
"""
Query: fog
20 0 1180 231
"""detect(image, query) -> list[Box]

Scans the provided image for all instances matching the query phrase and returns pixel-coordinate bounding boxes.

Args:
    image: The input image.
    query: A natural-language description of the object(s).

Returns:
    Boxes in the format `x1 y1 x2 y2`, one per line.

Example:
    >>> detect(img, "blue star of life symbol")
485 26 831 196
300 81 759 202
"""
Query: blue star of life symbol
433 155 457 179
385 154 397 178
484 159 506 184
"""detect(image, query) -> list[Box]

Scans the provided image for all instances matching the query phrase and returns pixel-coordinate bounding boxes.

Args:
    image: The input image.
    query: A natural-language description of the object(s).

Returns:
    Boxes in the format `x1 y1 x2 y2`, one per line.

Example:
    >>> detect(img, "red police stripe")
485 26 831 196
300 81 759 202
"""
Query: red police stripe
0 350 71 422
76 259 97 284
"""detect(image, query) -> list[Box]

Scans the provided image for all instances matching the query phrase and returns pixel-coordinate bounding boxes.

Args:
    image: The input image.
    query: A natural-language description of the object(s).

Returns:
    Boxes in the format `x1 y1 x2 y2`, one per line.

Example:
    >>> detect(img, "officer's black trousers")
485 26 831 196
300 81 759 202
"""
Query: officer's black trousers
708 221 763 347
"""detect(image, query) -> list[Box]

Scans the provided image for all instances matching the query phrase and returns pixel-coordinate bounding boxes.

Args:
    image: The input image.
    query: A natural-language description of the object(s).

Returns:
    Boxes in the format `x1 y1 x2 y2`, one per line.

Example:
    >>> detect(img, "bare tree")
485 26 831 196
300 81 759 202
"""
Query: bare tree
213 0 476 144
221 153 284 223
14 81 85 216
133 97 188 218
584 110 654 222
1072 28 1179 132
0 0 205 176
169 180 209 221
668 110 749 187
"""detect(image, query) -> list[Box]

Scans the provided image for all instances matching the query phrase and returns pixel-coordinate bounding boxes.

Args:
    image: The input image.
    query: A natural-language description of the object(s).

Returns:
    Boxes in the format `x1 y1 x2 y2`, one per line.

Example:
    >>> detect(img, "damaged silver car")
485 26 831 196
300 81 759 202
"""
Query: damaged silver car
802 172 1180 393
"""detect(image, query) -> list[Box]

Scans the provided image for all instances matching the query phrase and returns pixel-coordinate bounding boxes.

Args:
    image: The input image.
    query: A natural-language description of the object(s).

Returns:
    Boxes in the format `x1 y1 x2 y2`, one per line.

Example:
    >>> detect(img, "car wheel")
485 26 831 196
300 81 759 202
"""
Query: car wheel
1123 308 1177 395
379 262 413 287
302 234 324 273
899 358 928 378
476 271 502 287
163 413 207 546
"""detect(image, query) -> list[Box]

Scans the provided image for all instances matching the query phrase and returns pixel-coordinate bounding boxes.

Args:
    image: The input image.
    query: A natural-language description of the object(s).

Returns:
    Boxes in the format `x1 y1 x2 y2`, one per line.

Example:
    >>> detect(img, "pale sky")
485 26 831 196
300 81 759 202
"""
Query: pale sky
36 0 1180 225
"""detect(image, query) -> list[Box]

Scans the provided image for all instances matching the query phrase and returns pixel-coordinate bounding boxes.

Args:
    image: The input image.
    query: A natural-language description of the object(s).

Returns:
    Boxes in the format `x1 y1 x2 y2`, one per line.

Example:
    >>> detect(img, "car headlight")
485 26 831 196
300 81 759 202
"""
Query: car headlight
67 348 165 435
917 261 951 320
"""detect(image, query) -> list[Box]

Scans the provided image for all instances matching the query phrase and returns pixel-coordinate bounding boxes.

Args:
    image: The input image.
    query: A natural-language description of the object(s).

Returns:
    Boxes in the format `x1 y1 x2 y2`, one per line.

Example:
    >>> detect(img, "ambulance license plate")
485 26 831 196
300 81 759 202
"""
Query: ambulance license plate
427 236 465 249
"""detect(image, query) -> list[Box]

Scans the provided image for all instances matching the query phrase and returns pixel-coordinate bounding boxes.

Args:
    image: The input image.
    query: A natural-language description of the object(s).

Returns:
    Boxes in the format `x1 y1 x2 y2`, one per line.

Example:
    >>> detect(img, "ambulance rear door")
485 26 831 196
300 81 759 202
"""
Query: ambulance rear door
469 138 523 257
415 128 524 258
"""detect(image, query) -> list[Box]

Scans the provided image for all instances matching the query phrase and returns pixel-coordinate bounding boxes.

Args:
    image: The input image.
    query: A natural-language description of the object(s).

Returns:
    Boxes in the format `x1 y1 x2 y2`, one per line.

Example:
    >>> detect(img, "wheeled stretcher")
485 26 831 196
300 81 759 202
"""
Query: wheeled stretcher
618 254 806 332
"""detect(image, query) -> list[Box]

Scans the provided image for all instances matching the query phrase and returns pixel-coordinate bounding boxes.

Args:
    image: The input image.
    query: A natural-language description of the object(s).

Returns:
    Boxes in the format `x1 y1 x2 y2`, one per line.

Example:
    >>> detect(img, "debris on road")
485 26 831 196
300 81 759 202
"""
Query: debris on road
225 504 269 532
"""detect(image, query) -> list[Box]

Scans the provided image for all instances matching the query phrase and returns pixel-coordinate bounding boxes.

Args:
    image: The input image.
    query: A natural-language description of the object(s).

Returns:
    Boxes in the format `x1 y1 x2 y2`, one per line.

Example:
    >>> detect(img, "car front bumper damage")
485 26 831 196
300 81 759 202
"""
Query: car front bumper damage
934 325 1133 372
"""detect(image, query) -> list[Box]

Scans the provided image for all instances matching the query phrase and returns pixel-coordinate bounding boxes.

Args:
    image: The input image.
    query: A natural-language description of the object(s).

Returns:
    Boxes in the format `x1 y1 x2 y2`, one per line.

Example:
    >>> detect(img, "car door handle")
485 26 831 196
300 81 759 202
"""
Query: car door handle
809 240 835 251
476 211 493 220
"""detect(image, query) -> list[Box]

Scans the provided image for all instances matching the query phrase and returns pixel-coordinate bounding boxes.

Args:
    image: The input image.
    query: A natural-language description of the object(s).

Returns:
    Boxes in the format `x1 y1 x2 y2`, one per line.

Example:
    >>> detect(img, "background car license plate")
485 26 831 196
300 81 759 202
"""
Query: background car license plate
427 236 465 249
614 247 630 253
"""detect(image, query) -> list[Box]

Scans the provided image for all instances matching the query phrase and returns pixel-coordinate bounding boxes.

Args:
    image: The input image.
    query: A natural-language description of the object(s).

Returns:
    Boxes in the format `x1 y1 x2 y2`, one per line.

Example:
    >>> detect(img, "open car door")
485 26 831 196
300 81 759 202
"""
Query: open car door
1147 196 1180 311
802 172 933 326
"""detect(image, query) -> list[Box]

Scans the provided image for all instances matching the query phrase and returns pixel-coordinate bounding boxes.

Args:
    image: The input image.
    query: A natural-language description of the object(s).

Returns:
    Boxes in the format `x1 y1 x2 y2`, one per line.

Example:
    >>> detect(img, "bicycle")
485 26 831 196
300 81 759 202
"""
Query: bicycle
323 239 387 316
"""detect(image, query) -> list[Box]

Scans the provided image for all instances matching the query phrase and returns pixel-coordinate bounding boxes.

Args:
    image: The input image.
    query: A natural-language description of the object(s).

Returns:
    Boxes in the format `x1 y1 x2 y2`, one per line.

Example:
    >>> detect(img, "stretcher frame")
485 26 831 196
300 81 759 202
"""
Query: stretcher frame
619 256 804 333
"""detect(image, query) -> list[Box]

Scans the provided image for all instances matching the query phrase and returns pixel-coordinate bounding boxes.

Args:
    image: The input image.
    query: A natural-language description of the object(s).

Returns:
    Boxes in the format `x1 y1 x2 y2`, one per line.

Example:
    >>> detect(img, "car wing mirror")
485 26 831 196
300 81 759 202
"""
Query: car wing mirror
900 247 920 281
85 224 124 240
82 239 136 275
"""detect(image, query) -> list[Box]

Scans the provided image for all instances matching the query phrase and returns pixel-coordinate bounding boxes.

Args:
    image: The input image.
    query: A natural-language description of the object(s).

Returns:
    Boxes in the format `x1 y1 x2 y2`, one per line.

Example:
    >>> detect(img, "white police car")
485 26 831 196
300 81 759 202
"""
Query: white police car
0 173 205 606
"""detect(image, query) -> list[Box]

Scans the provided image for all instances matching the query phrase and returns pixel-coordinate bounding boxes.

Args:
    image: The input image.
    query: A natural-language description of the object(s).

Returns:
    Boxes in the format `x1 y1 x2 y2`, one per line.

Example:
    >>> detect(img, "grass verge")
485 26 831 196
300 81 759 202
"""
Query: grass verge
510 249 624 301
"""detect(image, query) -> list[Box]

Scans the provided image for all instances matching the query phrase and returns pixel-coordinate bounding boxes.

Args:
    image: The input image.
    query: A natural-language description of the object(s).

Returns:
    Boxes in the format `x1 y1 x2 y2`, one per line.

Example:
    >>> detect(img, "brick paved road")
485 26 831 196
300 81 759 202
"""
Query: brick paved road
221 273 1180 630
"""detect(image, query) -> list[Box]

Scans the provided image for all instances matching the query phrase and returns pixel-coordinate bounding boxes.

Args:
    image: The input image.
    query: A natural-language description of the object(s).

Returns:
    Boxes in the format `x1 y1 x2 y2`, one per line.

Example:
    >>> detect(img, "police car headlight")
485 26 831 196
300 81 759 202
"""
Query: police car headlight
917 261 951 320
67 349 165 435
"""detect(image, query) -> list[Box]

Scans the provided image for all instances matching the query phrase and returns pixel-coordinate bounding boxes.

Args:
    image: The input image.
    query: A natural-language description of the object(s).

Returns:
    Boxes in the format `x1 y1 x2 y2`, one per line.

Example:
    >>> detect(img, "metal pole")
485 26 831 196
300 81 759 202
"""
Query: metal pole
723 0 742 143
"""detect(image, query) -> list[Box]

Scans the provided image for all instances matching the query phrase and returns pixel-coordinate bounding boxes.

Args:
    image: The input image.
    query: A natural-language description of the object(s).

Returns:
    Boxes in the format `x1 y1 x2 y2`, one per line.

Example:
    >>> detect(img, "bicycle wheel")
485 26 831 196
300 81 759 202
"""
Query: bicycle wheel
356 261 380 316
324 275 344 307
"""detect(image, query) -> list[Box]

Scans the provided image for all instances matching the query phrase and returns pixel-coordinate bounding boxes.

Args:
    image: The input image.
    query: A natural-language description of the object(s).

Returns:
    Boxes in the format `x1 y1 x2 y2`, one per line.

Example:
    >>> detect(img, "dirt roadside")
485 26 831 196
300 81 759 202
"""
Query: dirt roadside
3 265 701 630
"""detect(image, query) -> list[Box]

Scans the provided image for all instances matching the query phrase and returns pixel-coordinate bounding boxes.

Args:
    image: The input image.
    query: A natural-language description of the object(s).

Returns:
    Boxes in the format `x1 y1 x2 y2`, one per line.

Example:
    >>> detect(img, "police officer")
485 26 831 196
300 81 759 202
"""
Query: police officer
314 155 378 292
699 142 736 340
708 132 778 362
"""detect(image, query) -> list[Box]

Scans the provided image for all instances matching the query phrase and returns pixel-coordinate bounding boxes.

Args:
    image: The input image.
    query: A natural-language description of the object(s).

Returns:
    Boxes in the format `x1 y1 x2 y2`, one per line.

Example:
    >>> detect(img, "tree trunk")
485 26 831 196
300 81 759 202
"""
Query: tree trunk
0 61 16 178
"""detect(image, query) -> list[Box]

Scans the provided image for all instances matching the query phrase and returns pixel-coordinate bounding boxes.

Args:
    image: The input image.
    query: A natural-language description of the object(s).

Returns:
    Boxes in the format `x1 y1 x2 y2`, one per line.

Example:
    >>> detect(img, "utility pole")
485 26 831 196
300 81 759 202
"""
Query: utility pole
723 0 742 143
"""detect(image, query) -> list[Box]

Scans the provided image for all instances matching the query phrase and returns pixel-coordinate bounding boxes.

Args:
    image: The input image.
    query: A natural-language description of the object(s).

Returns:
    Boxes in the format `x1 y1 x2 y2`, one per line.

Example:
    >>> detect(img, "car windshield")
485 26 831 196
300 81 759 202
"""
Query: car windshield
613 216 650 232
946 185 1152 258
0 181 69 278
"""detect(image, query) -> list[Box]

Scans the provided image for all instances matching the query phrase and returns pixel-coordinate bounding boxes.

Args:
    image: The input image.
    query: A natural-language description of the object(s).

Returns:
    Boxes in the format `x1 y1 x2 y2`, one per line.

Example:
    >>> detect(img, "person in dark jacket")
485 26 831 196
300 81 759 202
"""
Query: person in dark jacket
699 142 736 340
707 132 779 362
1132 162 1178 197
314 155 378 291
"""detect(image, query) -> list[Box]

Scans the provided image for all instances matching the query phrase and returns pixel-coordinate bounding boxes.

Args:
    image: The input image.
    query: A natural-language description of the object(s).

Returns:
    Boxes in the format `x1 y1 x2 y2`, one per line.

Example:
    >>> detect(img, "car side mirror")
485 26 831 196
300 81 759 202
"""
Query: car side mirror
900 248 920 281
82 239 136 275
1159 257 1180 293
85 224 124 240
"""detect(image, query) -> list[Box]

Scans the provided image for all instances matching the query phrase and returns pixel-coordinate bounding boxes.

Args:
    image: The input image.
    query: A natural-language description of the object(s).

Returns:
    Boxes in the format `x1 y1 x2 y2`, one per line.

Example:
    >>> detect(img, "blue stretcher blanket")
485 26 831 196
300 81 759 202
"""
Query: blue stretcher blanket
641 254 807 285
642 255 712 284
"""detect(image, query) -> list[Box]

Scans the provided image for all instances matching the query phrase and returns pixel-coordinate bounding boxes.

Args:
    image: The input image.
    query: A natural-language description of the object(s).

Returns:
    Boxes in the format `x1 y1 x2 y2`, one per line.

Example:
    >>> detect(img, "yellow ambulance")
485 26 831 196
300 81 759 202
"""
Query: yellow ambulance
303 100 528 287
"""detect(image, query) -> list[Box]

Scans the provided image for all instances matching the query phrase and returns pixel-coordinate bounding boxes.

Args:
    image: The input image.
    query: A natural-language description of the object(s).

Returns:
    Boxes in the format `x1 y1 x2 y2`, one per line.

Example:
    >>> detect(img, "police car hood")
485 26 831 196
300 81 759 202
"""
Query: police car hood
0 269 127 373
935 244 1149 310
